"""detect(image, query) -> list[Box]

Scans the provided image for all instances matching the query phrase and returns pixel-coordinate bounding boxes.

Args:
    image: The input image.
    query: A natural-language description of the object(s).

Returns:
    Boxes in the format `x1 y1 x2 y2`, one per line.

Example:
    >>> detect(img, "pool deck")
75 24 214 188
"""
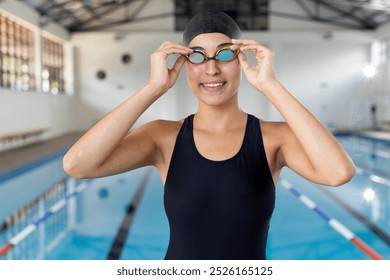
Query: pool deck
0 132 83 174
359 130 390 141
334 129 390 141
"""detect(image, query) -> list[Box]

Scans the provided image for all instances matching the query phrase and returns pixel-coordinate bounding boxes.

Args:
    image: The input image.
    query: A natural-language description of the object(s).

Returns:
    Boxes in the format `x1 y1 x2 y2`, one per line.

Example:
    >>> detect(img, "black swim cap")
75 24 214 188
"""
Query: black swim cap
182 10 242 45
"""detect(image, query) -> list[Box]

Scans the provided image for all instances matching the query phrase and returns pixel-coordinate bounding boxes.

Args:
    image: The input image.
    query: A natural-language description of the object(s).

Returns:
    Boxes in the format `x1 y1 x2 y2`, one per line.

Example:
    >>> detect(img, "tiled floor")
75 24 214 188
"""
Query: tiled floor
0 132 83 174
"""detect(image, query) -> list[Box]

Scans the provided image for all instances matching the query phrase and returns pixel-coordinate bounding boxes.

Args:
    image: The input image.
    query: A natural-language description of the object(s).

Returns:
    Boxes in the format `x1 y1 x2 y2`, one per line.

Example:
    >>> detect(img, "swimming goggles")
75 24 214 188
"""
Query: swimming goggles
186 45 239 64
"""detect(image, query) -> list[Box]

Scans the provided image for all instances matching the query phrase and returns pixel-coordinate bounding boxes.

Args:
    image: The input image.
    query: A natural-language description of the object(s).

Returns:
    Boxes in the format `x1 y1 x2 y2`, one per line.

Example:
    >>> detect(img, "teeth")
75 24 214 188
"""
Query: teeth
203 83 224 88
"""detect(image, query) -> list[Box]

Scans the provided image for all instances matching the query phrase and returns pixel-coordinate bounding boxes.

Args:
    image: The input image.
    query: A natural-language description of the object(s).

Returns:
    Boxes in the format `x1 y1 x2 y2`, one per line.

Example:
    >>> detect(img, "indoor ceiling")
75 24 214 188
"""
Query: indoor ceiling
17 0 390 32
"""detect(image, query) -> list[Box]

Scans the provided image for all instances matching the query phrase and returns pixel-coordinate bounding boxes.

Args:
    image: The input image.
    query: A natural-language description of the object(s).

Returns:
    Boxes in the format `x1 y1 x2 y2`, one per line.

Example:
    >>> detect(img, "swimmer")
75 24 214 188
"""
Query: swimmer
63 10 355 260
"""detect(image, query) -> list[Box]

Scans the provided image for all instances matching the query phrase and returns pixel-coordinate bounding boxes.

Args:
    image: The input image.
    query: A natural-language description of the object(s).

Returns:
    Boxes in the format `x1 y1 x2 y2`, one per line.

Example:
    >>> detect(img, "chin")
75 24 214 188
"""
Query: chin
198 92 237 107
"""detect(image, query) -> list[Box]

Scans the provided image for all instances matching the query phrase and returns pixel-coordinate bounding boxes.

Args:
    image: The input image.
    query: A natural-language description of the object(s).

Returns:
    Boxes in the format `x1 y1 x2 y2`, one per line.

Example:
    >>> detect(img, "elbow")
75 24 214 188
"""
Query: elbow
327 163 356 187
63 155 89 179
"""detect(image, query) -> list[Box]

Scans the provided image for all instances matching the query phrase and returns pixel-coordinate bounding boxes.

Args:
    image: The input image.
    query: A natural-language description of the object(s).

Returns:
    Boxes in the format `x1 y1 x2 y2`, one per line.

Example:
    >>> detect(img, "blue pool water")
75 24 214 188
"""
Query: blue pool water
0 134 389 260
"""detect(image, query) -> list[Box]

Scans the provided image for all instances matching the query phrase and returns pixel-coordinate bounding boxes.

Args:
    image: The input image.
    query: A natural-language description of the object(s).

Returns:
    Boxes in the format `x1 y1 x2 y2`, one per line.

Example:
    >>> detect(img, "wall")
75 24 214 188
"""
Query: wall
374 22 390 130
0 0 380 146
0 0 72 151
270 31 373 129
70 30 373 131
70 32 180 130
70 31 272 128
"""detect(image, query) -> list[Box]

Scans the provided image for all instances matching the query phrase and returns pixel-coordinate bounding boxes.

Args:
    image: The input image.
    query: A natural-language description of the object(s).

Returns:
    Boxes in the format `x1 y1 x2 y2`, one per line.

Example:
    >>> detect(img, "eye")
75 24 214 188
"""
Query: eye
217 49 235 62
188 51 206 64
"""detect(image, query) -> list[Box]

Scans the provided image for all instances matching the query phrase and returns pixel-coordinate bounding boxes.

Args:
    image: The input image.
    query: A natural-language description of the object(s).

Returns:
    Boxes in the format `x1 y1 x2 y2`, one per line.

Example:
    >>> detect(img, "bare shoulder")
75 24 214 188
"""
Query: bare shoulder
138 119 184 158
259 120 289 150
138 119 184 174
259 120 290 140
140 119 183 141
260 120 297 151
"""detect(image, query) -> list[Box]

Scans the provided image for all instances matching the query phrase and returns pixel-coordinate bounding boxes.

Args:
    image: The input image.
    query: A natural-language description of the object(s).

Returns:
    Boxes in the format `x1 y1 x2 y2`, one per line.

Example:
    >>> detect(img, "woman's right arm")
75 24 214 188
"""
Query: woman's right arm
63 41 192 179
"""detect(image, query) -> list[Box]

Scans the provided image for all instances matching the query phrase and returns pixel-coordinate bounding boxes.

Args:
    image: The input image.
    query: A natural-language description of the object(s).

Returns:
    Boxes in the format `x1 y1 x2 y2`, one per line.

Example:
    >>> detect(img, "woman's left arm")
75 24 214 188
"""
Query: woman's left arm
232 39 355 186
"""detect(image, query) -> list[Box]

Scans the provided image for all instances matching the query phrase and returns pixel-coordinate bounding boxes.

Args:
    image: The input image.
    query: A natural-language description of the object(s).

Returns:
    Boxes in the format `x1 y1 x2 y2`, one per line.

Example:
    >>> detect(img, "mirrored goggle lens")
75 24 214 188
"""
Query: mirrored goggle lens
188 52 205 64
217 49 235 62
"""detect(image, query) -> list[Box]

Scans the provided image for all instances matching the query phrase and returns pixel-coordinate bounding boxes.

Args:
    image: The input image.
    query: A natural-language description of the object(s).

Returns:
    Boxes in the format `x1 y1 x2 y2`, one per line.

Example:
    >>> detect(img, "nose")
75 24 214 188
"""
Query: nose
205 59 221 76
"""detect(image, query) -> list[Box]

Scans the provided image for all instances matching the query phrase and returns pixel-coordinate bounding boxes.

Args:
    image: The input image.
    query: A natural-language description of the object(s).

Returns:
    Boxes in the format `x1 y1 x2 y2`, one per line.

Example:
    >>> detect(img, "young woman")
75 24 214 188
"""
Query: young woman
63 10 355 260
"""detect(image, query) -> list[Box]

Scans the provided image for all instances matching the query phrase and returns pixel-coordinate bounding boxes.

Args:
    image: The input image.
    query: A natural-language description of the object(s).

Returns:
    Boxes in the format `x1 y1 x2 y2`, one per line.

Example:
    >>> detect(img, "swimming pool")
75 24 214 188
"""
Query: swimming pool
0 134 389 260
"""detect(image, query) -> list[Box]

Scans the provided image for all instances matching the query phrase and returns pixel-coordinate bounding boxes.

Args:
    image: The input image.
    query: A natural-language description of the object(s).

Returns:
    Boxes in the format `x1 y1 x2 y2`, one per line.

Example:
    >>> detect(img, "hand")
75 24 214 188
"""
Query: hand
147 41 193 94
231 39 277 93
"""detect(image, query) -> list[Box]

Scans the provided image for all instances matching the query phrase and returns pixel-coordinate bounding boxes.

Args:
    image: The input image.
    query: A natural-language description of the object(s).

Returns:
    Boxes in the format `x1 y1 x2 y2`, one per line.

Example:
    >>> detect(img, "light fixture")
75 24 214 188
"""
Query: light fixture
363 64 376 78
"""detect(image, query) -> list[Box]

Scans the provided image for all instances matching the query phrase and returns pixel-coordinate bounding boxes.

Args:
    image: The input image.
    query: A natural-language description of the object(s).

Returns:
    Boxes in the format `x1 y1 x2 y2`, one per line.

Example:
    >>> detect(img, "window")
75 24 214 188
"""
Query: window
0 13 35 91
41 36 64 94
379 37 390 65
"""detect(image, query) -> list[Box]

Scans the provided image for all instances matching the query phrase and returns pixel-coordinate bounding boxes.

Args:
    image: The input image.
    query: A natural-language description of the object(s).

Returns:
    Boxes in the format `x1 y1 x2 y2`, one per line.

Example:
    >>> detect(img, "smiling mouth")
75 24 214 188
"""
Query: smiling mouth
201 82 226 88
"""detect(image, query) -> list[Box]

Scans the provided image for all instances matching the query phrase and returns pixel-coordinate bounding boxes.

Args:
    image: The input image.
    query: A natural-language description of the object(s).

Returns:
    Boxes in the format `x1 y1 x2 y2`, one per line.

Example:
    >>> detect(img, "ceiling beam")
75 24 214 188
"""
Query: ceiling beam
68 0 135 31
305 0 376 29
270 10 363 29
35 0 81 23
295 0 315 18
76 11 174 32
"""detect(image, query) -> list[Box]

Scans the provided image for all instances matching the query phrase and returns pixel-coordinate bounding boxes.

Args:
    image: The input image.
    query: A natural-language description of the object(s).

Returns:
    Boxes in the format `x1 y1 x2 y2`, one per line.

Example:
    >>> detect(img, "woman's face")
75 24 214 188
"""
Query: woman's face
185 33 241 107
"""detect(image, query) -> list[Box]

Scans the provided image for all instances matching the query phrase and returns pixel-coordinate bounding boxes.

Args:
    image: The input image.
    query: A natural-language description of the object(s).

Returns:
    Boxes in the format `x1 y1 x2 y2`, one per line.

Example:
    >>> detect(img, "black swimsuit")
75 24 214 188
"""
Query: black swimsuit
164 114 275 260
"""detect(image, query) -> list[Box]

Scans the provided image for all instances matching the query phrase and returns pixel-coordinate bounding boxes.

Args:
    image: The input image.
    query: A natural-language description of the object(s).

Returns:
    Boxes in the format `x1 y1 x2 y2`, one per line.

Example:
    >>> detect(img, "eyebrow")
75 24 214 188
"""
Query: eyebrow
190 42 233 50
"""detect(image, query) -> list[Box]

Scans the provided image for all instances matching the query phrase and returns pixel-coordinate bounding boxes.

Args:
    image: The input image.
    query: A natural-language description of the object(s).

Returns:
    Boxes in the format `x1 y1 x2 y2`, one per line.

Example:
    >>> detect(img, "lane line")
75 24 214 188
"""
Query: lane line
0 181 88 257
318 185 390 247
355 166 390 187
106 168 152 260
280 179 384 260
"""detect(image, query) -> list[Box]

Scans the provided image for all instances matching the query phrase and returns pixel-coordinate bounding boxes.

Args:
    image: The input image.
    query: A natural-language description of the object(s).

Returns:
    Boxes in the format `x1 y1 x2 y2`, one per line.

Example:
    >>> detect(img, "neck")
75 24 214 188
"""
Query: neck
194 96 246 132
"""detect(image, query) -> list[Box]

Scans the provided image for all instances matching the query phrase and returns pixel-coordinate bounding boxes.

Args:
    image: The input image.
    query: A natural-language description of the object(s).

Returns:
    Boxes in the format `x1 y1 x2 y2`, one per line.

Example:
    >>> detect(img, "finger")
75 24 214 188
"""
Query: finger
154 47 193 59
231 39 272 57
161 46 193 54
232 39 260 46
237 52 251 73
229 44 241 51
158 41 192 53
170 55 186 74
239 45 273 62
238 44 269 53
163 47 193 56
157 41 182 49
